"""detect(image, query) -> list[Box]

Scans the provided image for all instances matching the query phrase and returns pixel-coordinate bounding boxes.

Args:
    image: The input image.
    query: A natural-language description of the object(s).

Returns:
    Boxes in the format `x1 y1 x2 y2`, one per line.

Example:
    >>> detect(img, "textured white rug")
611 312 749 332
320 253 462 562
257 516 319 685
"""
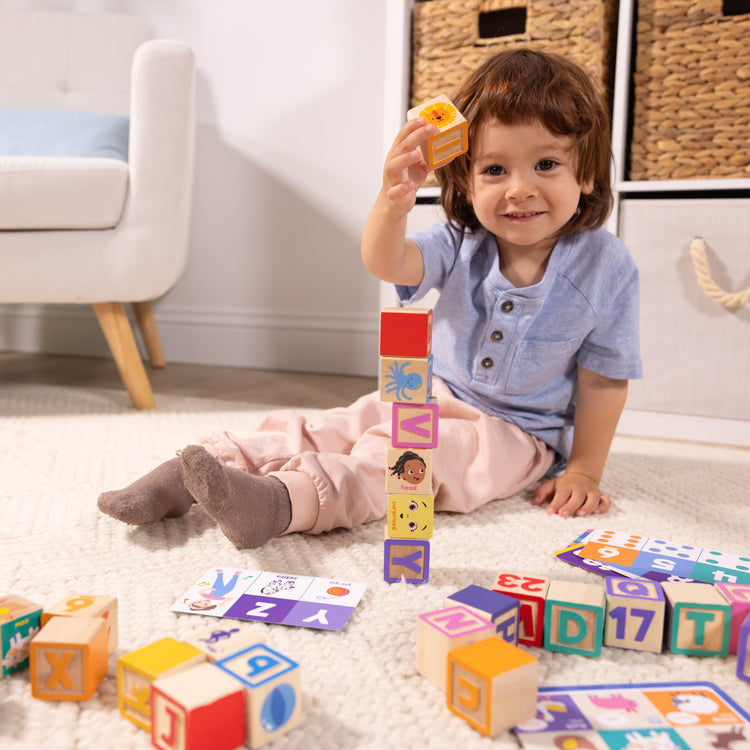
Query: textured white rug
1 383 749 749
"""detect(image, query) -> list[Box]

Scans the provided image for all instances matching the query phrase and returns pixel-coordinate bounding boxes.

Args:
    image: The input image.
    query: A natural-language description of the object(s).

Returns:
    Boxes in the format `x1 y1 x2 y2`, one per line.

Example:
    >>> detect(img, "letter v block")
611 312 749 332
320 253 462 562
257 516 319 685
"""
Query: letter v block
384 539 430 584
30 615 108 701
392 399 439 448
545 580 605 657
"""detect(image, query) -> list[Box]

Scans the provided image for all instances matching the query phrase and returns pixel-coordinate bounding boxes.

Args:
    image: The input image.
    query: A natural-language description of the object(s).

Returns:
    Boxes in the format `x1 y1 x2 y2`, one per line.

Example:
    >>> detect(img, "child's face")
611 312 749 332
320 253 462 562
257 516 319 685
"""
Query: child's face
469 119 592 258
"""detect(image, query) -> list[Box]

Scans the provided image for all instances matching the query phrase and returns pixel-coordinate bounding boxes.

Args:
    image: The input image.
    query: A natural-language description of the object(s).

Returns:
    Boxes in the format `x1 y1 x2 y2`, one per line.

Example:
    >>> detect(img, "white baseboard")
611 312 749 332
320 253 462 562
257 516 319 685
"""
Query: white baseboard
618 409 750 448
0 303 380 378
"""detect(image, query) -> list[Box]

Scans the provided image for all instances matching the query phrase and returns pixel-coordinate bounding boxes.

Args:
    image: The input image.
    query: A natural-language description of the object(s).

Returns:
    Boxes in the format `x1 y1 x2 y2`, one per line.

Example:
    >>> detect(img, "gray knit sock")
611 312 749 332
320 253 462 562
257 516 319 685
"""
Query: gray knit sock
97 456 194 525
180 444 292 549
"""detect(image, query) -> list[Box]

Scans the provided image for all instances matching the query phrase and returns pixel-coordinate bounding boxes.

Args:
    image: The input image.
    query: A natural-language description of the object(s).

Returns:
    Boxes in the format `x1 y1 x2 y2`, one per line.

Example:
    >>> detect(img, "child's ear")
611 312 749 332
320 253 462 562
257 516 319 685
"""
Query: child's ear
581 178 594 195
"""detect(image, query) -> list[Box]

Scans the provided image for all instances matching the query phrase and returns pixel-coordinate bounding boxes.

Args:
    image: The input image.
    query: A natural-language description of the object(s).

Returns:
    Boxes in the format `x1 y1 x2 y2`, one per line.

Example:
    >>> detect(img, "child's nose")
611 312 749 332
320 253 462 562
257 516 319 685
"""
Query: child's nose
506 173 536 201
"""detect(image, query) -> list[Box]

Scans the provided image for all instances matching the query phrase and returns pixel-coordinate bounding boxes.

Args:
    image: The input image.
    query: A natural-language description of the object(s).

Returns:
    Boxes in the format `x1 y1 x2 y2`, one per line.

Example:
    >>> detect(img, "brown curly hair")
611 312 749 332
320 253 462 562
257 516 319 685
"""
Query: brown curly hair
437 48 613 234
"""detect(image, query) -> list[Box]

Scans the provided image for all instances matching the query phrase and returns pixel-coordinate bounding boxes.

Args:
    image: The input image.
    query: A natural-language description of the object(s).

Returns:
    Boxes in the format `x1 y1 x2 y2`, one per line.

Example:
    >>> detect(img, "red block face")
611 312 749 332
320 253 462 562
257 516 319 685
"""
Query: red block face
379 308 433 358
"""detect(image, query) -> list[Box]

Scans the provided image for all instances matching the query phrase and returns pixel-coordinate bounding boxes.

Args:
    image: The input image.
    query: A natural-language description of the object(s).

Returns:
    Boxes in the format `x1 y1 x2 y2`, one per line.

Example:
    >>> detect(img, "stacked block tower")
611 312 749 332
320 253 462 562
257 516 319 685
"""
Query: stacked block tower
380 307 437 585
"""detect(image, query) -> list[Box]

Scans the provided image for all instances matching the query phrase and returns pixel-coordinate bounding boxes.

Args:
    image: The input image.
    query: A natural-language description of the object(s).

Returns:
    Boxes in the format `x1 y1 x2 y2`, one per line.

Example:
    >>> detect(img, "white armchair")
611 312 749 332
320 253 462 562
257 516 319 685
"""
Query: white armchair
0 9 195 409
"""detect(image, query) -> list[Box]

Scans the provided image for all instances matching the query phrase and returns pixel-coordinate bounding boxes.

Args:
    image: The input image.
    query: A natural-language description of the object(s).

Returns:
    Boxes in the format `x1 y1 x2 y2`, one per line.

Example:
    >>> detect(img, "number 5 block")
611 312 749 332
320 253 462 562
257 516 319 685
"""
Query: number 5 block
604 578 664 652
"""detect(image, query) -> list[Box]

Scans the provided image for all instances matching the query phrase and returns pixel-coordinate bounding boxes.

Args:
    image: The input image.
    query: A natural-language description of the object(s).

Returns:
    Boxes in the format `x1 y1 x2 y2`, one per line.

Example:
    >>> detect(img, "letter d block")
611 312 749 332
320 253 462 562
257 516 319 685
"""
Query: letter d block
416 605 494 690
216 643 302 749
30 616 108 701
737 612 750 683
661 582 730 657
118 638 206 730
447 636 538 737
715 582 750 655
604 578 665 653
384 539 430 584
0 594 43 676
492 573 549 647
151 661 246 750
545 580 605 657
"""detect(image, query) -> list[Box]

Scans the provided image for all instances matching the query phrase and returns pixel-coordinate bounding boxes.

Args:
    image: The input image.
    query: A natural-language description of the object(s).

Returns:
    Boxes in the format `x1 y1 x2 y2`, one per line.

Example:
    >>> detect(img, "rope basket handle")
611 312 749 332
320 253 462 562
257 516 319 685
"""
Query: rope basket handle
689 237 750 309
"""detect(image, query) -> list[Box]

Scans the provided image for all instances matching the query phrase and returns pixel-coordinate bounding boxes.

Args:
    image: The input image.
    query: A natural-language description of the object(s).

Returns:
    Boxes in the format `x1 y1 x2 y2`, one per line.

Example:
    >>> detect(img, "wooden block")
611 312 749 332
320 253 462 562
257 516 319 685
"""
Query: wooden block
715 582 750 655
386 447 432 494
661 581 731 657
380 307 432 358
447 636 537 737
183 624 262 663
446 585 520 645
492 573 549 647
407 95 468 169
416 605 495 690
42 594 118 653
29 615 108 701
151 661 246 750
0 594 43 676
604 577 665 653
380 356 432 403
391 399 439 448
216 643 302 749
544 580 605 657
737 611 750 683
117 637 206 731
384 539 430 584
386 494 433 539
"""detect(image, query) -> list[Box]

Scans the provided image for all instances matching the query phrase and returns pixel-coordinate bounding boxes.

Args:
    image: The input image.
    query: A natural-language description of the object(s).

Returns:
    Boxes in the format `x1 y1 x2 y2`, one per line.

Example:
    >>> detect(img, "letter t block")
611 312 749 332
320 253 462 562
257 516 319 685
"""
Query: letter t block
661 582 730 656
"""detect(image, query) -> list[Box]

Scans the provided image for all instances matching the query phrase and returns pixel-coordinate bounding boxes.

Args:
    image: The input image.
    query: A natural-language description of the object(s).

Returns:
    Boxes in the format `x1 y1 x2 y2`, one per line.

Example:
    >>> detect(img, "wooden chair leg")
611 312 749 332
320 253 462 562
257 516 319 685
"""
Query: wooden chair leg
132 300 167 368
92 302 156 410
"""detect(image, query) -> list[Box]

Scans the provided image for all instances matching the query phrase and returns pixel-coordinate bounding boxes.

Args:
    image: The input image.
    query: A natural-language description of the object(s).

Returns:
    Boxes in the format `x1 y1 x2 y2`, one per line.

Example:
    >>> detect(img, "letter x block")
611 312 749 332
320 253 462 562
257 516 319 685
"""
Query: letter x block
216 643 302 749
492 572 549 647
446 585 520 645
0 594 42 676
604 578 665 653
416 605 494 690
384 539 430 584
42 594 118 653
29 615 108 701
392 400 439 448
715 582 750 655
118 638 206 730
151 661 246 750
447 636 538 737
661 581 731 656
545 580 605 657
737 612 750 683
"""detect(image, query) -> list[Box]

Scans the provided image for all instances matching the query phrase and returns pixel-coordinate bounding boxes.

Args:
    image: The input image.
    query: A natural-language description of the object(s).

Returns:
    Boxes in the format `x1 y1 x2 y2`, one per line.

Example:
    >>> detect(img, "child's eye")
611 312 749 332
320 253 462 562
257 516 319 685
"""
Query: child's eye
482 164 505 176
537 159 558 171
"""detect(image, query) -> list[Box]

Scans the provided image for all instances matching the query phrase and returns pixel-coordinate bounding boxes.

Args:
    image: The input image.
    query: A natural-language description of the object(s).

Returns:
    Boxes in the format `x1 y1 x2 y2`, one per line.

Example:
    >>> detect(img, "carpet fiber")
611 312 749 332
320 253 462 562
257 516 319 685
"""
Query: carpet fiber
1 383 749 749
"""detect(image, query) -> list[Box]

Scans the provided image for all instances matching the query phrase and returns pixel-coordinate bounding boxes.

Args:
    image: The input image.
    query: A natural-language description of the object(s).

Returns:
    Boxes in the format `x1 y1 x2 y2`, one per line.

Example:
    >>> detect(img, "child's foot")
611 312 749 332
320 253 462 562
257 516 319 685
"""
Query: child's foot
180 445 292 549
97 457 194 524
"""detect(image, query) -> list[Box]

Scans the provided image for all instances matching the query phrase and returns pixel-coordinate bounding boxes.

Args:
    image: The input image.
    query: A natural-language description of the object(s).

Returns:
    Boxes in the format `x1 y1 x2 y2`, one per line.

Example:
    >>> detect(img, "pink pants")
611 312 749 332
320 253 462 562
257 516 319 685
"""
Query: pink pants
201 378 555 536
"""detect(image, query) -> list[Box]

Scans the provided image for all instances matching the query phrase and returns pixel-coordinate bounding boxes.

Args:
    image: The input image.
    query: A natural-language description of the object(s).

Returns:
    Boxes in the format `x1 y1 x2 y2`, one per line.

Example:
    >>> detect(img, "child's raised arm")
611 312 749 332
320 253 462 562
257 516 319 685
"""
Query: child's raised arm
361 118 436 287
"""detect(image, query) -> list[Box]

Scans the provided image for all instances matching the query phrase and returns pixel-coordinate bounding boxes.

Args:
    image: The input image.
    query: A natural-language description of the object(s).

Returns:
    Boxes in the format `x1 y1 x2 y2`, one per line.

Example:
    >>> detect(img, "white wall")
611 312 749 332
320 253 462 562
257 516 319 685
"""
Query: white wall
0 0 407 376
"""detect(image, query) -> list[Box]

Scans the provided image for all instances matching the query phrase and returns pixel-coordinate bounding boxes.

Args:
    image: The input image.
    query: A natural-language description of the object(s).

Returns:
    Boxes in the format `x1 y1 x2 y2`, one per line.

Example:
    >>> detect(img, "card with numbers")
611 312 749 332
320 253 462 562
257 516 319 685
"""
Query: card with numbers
171 567 367 631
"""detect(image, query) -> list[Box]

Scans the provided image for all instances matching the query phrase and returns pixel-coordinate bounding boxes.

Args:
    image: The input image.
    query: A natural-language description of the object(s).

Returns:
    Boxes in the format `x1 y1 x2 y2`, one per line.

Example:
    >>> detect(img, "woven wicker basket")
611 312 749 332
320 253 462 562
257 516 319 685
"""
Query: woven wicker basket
630 0 750 181
411 0 618 108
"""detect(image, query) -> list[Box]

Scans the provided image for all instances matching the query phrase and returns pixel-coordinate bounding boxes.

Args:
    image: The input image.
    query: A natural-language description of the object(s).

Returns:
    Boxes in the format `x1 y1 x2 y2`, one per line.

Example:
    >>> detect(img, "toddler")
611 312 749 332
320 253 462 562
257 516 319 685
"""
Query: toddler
98 48 642 548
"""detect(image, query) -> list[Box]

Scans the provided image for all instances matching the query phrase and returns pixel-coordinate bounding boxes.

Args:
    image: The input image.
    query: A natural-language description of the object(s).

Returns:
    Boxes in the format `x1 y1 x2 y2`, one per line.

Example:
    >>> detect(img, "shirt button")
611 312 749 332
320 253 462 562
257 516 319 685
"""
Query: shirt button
501 301 514 313
481 357 494 368
490 330 503 342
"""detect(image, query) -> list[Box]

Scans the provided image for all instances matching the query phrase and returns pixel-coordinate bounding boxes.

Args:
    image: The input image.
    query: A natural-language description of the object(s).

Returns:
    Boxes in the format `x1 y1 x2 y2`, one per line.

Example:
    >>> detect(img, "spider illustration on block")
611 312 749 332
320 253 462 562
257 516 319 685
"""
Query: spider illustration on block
385 361 423 402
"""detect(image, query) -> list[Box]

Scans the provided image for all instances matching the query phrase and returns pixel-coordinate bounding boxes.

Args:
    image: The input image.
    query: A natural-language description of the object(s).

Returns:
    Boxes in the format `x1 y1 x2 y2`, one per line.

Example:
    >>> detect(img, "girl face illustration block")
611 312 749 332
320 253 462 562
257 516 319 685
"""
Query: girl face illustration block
386 448 433 494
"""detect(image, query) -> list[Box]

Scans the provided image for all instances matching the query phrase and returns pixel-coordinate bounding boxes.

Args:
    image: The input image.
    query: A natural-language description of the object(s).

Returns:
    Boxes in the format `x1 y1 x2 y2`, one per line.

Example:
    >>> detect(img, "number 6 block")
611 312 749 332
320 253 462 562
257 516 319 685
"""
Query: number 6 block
604 577 665 652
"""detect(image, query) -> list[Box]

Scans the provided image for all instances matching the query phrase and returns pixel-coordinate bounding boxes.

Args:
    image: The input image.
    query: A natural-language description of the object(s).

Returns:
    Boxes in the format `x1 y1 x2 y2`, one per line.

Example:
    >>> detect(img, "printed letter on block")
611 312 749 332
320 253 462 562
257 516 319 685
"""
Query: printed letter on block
604 578 664 653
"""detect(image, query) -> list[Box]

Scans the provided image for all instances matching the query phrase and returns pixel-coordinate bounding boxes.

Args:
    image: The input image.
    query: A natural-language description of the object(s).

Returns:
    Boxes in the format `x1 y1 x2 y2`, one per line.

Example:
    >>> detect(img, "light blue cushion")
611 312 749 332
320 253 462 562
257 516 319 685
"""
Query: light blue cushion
0 108 129 161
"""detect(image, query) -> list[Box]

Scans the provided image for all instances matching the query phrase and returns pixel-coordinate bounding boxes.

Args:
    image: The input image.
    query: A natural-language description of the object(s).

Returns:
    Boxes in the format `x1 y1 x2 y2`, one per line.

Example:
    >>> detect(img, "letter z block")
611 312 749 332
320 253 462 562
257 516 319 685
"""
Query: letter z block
545 580 605 657
384 539 430 584
446 585 520 645
41 594 118 653
30 615 108 701
661 581 730 656
715 582 750 655
604 578 665 653
380 307 432 358
416 605 494 690
151 661 246 750
0 594 43 676
216 643 302 749
118 638 206 730
492 573 549 647
737 612 750 683
392 400 438 448
447 636 538 737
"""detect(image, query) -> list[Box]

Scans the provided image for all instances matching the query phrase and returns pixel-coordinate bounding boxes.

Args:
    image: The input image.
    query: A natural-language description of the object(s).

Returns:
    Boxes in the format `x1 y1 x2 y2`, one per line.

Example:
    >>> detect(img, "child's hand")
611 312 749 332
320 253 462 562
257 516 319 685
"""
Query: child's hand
380 118 436 217
532 472 611 518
